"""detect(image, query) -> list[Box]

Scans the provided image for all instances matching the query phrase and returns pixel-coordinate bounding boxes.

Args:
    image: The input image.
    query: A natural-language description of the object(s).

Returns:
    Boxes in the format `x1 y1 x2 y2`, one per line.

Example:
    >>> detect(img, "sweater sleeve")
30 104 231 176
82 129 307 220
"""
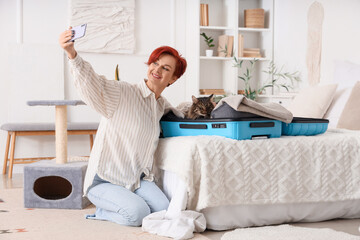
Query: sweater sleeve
68 55 121 118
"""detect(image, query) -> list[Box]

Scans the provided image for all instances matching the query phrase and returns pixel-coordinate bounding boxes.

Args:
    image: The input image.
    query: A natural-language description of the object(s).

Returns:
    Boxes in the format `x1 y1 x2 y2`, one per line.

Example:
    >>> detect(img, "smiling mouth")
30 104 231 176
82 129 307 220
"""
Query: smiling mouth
152 73 161 79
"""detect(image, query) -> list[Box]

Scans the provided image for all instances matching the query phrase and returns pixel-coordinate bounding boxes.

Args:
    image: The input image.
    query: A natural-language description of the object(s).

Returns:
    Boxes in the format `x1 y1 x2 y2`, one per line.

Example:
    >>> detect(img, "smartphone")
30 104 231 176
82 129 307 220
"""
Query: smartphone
69 23 87 42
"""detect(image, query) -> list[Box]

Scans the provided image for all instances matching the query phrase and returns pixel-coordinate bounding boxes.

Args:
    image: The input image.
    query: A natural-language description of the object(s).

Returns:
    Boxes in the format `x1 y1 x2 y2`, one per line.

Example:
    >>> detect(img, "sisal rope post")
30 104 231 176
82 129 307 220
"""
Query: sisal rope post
55 105 68 164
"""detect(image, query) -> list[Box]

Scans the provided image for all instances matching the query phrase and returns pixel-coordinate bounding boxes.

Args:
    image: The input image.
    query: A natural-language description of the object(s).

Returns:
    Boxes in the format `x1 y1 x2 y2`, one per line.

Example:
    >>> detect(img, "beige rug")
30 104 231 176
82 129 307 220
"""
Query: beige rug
0 188 210 240
221 224 360 240
2 187 360 240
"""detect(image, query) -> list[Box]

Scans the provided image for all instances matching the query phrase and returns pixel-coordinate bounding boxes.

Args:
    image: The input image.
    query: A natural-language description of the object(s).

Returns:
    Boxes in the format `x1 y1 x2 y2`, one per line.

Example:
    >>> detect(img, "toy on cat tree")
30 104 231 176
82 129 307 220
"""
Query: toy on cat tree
115 64 119 81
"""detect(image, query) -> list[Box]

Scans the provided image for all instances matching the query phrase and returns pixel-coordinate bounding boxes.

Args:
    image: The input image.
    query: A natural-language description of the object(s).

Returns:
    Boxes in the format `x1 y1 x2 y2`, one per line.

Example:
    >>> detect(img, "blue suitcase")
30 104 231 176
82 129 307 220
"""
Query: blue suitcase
160 112 282 140
210 102 329 136
282 117 329 136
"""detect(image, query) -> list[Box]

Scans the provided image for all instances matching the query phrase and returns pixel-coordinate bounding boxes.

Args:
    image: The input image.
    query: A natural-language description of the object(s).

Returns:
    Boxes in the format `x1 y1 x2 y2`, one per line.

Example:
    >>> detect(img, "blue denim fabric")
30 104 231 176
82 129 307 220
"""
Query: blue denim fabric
86 174 169 227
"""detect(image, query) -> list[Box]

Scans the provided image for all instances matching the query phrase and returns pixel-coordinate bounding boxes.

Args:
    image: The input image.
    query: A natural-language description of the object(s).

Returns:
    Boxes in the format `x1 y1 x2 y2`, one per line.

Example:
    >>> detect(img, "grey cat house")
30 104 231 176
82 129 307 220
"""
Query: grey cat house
24 159 90 209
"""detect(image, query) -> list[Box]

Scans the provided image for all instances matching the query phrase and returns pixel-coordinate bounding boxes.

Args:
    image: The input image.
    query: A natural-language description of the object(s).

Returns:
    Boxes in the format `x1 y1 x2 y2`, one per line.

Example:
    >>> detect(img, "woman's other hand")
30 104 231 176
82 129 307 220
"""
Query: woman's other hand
59 27 77 59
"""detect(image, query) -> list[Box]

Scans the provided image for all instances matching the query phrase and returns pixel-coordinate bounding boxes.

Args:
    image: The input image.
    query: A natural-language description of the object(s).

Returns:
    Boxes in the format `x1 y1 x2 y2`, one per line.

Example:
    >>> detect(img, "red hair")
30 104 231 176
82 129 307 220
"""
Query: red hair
147 46 187 79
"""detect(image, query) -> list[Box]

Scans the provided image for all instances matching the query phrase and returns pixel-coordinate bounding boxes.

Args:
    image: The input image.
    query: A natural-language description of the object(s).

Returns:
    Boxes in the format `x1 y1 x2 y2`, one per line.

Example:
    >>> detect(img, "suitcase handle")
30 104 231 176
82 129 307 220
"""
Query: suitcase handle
251 135 269 140
250 122 275 128
179 124 208 129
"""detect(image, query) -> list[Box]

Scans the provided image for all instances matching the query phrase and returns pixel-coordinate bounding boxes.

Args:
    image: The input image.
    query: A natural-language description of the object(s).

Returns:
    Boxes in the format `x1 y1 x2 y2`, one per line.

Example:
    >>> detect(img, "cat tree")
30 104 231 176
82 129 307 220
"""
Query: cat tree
24 100 90 209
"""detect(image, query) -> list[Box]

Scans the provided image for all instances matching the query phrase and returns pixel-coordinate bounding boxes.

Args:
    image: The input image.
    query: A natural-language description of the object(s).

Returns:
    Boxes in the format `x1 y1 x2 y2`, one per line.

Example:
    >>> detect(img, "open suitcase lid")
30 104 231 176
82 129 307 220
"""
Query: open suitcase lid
290 117 329 124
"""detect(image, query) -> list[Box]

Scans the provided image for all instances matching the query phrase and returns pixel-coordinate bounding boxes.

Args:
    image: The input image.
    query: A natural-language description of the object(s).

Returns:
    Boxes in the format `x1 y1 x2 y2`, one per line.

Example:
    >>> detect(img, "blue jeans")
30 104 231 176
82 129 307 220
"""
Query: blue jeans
86 174 169 226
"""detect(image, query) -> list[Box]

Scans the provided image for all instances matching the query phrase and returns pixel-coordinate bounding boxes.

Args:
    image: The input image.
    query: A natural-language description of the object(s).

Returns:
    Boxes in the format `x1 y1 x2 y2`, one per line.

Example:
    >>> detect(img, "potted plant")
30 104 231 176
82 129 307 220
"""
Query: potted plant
259 61 301 95
233 57 258 100
233 58 301 100
200 32 215 57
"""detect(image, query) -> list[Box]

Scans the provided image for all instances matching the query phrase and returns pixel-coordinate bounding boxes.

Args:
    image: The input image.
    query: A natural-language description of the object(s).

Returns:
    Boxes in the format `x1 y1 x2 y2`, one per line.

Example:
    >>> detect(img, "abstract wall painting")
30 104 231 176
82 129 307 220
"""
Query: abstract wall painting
70 0 135 54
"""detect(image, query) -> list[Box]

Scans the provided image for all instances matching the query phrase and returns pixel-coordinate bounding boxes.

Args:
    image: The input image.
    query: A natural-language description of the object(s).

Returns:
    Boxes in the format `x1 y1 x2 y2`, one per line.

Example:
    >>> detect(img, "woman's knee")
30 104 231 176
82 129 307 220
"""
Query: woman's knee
135 180 170 212
151 193 169 212
87 183 151 226
121 199 151 226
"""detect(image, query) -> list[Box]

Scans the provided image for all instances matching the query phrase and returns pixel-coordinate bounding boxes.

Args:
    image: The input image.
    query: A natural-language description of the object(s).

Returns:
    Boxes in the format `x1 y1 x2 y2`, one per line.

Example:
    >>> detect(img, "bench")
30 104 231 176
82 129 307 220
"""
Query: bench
1 122 99 178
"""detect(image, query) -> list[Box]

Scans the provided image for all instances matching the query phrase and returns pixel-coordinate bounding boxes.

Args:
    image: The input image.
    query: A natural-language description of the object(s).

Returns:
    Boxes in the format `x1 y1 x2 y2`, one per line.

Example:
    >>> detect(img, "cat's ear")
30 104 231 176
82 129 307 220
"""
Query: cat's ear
209 94 216 106
192 95 198 103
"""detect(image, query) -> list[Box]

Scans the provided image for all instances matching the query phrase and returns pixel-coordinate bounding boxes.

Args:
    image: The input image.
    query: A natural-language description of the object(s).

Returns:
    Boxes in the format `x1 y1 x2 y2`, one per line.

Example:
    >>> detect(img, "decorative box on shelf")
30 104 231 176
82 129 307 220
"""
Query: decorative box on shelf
244 8 265 28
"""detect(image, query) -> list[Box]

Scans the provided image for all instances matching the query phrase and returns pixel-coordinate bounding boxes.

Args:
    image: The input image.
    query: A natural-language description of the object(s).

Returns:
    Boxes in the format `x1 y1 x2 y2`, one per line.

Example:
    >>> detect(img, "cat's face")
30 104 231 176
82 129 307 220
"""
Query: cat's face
190 94 216 118
146 54 178 91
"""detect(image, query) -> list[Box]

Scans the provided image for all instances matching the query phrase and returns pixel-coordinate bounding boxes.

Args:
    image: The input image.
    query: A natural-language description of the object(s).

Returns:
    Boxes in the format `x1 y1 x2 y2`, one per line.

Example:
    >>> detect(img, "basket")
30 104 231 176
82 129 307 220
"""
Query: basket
244 8 265 28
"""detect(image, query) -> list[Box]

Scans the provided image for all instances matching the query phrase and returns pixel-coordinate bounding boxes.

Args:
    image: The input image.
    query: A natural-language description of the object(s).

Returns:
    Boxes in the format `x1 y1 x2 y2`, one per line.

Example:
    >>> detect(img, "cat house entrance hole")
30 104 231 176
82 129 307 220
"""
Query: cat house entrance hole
33 176 72 200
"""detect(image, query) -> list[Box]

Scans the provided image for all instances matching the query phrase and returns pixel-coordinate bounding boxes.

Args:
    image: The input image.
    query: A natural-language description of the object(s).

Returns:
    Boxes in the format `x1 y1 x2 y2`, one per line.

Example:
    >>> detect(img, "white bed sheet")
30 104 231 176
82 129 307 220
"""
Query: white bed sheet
161 170 360 231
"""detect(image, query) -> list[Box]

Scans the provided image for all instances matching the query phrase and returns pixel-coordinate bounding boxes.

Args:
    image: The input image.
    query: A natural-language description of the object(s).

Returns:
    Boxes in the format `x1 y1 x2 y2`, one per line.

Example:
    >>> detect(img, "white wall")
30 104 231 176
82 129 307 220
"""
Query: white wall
1 0 360 174
0 0 187 173
274 0 360 87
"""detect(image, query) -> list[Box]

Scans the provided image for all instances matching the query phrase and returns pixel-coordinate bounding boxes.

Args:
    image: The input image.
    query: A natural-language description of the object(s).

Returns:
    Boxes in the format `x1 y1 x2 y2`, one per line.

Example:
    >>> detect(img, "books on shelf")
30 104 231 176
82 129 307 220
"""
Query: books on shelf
217 35 234 57
243 48 262 58
238 34 244 57
199 89 225 95
200 4 209 26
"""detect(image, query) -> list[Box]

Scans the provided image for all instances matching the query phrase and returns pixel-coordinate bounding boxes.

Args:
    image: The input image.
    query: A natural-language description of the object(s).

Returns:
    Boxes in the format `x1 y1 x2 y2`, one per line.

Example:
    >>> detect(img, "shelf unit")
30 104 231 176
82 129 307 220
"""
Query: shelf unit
185 0 274 99
257 93 297 107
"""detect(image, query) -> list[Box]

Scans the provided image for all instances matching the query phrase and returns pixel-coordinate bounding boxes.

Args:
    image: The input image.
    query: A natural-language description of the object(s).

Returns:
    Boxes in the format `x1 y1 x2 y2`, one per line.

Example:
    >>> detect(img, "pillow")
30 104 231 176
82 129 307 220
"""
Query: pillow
324 60 360 127
323 87 352 128
336 81 360 130
287 84 338 118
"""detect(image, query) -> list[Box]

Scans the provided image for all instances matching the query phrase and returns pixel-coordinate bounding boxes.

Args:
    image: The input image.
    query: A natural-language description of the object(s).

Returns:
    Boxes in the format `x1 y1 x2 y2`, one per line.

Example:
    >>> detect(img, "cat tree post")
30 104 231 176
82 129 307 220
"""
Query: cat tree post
55 105 67 164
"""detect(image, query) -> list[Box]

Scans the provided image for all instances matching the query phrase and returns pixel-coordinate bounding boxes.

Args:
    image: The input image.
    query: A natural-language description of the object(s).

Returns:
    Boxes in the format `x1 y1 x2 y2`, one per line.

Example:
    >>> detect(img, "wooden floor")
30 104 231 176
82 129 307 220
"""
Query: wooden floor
2 173 360 239
1 173 24 190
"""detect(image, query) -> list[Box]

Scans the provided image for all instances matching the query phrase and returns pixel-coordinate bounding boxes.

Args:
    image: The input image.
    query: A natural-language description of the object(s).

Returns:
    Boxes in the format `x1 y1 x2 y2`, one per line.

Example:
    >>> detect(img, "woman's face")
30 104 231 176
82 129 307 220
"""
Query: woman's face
147 54 178 90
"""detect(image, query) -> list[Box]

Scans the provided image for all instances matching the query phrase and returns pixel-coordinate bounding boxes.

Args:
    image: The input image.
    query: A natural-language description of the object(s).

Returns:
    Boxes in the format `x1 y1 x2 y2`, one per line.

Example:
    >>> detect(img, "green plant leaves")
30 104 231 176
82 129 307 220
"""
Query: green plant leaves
233 58 301 100
200 32 215 48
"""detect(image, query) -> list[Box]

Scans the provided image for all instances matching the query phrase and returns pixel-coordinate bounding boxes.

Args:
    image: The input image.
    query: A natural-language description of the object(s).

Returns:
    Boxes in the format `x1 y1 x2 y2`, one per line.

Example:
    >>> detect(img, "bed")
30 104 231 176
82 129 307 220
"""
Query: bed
154 60 360 230
155 129 360 230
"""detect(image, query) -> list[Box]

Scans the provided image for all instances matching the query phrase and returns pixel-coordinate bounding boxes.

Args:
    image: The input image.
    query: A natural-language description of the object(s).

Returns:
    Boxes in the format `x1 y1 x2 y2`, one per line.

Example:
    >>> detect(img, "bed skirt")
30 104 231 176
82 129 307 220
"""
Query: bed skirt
160 170 360 230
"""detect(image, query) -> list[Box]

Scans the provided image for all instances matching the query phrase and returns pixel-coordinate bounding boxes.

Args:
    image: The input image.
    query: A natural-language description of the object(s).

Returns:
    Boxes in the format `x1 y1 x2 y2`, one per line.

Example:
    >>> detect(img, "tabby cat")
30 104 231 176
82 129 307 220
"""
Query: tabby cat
185 94 216 119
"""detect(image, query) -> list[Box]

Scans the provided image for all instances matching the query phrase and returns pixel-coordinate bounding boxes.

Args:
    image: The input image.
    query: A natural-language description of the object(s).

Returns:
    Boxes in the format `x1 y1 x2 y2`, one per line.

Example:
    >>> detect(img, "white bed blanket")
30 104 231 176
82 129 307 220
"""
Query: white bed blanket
155 129 360 211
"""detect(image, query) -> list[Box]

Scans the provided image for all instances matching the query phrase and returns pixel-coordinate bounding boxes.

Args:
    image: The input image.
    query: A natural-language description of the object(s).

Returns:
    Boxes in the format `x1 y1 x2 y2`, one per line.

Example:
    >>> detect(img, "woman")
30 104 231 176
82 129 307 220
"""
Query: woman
59 28 187 226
